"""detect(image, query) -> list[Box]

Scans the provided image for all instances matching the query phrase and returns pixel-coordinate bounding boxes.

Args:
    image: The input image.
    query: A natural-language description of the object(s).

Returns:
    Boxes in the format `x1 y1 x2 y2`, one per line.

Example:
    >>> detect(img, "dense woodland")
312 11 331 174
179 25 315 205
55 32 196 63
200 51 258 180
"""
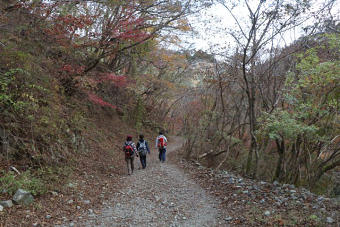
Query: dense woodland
0 0 339 200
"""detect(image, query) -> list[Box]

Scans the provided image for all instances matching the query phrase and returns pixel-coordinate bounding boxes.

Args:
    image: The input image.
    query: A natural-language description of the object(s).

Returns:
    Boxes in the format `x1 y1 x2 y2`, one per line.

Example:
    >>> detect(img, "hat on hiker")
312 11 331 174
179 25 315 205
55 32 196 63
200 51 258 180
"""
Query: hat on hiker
126 135 132 141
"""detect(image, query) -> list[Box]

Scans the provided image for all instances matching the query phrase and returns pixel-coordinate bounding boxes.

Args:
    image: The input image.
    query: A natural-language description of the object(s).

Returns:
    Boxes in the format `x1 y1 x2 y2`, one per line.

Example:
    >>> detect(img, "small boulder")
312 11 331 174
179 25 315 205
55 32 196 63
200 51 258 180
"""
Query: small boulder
50 191 58 196
326 217 334 223
67 183 76 188
273 181 280 186
317 196 324 202
12 189 34 206
0 200 13 208
264 210 271 216
288 184 295 189
225 216 233 221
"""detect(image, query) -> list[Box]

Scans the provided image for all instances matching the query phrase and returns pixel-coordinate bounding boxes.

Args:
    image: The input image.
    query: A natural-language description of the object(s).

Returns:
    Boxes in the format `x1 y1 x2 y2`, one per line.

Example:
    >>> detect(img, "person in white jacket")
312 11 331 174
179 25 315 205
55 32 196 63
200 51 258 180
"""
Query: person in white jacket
155 131 167 163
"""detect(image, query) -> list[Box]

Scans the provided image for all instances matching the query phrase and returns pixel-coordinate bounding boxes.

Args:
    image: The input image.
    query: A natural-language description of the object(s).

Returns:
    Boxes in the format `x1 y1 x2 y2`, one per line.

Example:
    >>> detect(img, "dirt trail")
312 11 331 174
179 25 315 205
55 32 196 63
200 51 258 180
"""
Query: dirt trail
80 136 224 226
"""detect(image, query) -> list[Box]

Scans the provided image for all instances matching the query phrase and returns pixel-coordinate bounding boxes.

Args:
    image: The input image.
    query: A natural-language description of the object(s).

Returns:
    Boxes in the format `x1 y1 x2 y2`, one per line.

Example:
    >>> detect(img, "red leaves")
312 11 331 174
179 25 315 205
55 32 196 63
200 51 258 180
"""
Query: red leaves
98 74 128 88
60 64 85 75
87 74 130 109
112 17 150 42
88 93 116 109
45 14 94 46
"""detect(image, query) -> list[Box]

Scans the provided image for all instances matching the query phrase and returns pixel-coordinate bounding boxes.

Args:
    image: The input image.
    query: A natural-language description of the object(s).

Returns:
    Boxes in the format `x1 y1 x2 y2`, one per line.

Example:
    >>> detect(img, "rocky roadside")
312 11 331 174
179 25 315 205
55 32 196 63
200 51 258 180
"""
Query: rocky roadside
175 157 340 226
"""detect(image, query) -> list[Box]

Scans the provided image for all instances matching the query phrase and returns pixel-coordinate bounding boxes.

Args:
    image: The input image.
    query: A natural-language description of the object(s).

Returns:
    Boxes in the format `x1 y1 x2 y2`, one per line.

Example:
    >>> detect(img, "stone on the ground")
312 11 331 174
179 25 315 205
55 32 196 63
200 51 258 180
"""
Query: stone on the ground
288 184 295 189
83 200 90 204
326 217 334 223
46 214 52 219
67 183 76 188
12 189 34 206
273 181 279 186
225 216 233 221
317 196 324 202
264 210 271 216
0 205 3 212
0 200 13 208
50 191 58 196
67 199 74 204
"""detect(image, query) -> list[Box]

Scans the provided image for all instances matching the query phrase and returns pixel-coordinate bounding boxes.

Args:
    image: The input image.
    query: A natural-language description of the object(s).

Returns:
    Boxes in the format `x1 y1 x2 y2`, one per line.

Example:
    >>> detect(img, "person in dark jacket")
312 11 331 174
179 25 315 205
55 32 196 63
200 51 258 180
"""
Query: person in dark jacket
136 134 150 169
123 135 138 175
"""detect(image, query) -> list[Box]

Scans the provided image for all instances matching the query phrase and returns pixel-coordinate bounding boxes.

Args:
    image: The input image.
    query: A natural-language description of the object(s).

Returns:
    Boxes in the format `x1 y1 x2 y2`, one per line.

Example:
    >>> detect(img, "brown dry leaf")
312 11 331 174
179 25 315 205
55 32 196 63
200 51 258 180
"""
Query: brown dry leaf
277 219 284 226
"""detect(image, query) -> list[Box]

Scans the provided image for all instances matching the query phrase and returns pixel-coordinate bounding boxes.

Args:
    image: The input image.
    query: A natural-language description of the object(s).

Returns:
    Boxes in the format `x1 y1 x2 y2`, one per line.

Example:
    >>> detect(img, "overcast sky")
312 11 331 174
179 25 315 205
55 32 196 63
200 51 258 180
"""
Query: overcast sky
181 0 340 55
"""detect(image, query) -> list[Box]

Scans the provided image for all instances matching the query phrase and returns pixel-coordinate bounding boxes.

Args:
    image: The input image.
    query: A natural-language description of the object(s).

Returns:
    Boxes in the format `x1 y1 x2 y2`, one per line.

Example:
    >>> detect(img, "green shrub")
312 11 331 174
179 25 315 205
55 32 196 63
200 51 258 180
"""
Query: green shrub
0 170 47 196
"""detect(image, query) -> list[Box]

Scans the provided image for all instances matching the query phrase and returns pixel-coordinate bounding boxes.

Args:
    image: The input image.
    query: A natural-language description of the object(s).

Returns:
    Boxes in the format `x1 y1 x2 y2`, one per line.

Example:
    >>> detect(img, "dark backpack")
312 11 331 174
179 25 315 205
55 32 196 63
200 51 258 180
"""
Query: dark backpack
138 141 147 156
124 143 134 157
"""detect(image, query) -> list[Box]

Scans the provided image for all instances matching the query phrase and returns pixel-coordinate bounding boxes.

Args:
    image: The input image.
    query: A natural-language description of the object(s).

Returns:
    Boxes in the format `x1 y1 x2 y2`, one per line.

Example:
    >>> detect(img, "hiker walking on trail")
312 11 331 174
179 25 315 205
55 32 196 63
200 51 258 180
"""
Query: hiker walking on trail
136 134 150 169
156 131 167 163
123 135 138 175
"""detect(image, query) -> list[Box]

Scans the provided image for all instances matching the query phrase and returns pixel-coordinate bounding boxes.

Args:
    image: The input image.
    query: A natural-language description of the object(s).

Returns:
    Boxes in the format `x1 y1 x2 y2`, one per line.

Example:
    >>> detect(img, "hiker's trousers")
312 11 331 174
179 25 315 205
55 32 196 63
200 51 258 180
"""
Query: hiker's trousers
139 155 147 169
158 148 166 162
125 156 134 174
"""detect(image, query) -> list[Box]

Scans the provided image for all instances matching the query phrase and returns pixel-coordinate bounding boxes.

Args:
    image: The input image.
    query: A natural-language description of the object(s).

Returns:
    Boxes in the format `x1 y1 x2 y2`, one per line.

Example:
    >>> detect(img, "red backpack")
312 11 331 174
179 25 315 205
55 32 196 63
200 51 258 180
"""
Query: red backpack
158 137 166 149
124 143 134 157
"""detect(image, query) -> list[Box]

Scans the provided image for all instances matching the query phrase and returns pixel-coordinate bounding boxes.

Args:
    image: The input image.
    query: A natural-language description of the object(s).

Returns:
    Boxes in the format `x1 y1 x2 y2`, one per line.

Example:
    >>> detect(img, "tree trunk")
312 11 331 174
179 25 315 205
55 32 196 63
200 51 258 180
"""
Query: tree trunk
274 139 285 181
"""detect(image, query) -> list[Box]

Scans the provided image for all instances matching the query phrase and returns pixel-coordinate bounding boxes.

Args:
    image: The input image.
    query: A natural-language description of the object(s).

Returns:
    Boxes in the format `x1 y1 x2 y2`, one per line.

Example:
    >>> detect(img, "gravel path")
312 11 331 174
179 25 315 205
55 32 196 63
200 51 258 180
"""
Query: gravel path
81 137 224 227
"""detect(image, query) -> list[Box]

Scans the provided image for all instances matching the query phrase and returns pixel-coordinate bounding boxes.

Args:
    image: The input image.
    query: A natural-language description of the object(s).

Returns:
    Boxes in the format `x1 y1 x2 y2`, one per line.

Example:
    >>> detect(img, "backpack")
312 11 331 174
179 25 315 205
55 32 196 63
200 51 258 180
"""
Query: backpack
124 143 134 158
158 137 166 149
138 141 147 156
